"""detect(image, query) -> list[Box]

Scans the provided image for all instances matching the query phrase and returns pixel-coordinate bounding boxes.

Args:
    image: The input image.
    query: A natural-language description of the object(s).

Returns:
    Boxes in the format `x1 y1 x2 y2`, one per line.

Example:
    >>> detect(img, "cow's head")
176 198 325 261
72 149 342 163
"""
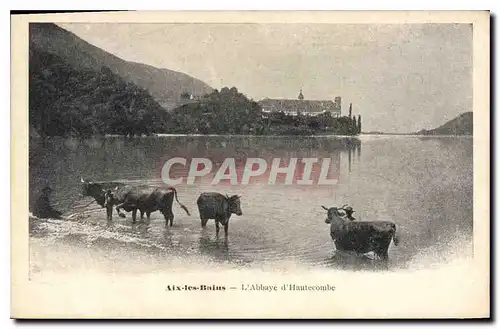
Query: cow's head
322 205 345 224
81 177 93 196
227 194 243 216
81 177 106 206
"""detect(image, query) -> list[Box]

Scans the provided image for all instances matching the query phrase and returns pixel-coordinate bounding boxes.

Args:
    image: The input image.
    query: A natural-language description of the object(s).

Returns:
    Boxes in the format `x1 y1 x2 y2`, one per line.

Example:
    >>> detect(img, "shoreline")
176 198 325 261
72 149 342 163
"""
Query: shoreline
29 133 473 139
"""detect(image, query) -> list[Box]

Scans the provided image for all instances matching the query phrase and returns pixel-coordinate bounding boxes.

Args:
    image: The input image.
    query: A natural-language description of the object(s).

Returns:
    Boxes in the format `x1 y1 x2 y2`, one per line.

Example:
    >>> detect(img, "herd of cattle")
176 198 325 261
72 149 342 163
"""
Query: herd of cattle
35 178 401 261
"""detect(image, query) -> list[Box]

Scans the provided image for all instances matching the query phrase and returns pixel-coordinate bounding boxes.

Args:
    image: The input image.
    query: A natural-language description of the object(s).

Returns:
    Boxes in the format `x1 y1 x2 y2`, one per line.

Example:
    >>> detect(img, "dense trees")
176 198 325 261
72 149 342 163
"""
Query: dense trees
261 110 361 136
167 88 361 136
29 45 362 137
167 87 265 135
29 46 170 137
180 91 191 100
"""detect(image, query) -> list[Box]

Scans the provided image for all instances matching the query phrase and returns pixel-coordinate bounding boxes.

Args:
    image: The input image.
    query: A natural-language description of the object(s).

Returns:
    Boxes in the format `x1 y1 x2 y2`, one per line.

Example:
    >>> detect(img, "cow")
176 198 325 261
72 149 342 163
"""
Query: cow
81 178 190 225
322 205 399 260
81 178 126 214
196 192 242 236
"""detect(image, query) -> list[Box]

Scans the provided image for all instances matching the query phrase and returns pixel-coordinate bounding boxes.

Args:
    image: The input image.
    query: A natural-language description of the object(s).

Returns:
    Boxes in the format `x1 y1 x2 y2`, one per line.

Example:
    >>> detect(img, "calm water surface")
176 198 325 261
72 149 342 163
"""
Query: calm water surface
29 135 473 272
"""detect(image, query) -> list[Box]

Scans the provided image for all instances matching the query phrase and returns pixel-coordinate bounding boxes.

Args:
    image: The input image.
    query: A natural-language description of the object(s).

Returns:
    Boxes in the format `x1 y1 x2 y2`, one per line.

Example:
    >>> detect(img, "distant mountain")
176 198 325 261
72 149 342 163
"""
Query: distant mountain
416 112 473 136
29 23 213 109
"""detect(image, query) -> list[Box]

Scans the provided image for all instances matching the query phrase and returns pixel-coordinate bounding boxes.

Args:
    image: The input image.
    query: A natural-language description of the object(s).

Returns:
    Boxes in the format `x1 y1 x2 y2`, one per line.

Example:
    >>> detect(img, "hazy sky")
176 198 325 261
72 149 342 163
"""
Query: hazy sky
59 23 472 133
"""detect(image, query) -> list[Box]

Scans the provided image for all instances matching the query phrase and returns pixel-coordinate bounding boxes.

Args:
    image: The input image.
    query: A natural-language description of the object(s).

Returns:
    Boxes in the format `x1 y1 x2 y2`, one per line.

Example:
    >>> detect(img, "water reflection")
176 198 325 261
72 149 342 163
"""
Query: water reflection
198 229 230 261
130 221 152 236
28 135 473 270
29 135 362 212
161 228 174 246
163 136 361 187
323 251 390 271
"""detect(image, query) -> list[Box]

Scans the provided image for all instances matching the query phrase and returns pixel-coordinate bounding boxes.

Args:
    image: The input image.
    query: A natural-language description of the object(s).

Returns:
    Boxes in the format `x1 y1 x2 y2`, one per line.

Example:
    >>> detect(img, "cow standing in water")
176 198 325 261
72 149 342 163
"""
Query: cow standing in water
197 192 242 236
81 178 190 225
80 178 125 207
106 185 190 226
81 178 125 213
322 205 399 260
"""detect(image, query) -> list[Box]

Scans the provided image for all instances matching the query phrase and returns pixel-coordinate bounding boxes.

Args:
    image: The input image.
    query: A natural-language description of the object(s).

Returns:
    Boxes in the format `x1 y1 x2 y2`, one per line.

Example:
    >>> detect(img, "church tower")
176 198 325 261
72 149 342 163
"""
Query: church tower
298 88 304 100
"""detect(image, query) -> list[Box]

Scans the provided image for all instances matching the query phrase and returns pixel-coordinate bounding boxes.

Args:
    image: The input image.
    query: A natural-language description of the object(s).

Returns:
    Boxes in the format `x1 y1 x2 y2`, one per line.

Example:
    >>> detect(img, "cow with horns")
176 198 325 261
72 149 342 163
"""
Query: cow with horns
196 192 243 236
322 204 400 260
80 178 190 226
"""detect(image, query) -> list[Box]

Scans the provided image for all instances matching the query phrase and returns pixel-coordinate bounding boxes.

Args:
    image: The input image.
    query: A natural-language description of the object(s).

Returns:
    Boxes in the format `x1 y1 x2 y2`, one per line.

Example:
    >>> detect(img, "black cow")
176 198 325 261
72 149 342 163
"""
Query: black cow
322 205 399 260
196 192 242 236
81 178 190 225
81 178 126 216
105 185 190 225
81 179 125 205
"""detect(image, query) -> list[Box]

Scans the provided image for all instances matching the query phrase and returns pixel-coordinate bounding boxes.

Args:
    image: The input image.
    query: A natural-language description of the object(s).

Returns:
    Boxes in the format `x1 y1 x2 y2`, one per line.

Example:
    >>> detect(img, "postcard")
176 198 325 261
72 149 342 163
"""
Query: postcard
11 10 490 319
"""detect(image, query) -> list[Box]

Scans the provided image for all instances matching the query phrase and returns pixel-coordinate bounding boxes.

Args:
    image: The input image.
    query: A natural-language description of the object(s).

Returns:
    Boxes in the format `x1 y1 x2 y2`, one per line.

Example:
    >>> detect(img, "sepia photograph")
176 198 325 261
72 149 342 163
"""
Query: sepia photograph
10 10 490 319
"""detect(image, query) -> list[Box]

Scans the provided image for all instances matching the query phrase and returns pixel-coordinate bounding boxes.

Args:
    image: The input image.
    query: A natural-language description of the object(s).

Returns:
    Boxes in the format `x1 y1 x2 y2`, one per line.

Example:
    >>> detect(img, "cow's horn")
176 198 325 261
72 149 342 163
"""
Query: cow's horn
321 205 329 211
81 177 85 183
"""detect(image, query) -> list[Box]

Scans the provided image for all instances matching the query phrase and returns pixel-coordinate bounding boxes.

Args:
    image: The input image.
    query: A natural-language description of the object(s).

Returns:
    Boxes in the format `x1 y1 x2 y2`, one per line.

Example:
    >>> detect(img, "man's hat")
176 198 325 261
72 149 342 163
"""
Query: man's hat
41 186 53 193
344 206 355 213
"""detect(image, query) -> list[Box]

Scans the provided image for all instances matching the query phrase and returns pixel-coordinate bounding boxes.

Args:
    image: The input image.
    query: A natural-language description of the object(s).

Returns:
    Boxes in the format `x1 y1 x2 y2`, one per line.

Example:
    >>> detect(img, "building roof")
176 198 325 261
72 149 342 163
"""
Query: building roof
258 98 340 113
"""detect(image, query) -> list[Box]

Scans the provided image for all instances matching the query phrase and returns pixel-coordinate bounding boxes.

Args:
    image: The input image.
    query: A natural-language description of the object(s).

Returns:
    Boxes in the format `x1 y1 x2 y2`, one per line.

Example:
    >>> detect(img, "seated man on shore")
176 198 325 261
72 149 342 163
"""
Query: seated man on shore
32 186 63 219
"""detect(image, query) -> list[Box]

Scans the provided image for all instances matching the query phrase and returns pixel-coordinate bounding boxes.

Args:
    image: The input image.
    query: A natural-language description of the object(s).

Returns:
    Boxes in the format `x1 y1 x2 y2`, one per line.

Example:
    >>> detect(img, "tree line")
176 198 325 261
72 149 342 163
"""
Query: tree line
167 87 265 134
30 48 361 137
262 111 361 136
168 87 362 136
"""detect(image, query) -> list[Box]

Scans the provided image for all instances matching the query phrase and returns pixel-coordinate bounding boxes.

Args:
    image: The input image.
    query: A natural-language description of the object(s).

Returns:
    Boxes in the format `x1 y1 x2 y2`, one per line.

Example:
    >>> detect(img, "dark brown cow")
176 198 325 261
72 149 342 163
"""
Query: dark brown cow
106 185 190 226
81 178 190 225
322 205 399 260
197 192 242 236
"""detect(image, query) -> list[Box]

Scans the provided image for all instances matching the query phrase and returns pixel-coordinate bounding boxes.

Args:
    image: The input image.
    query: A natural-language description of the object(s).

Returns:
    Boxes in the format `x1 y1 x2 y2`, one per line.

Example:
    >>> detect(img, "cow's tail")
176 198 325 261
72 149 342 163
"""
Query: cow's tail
171 188 191 216
392 223 400 246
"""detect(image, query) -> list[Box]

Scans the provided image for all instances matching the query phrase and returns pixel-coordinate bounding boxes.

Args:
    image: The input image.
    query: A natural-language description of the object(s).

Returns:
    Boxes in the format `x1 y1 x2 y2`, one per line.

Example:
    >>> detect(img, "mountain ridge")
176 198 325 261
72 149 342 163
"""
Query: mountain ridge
30 23 213 109
29 42 171 137
416 112 473 136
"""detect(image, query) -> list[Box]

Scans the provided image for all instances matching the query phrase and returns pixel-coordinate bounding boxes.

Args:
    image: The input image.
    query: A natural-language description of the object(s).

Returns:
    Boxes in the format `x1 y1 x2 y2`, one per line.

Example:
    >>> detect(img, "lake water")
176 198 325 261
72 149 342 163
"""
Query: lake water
29 135 473 272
